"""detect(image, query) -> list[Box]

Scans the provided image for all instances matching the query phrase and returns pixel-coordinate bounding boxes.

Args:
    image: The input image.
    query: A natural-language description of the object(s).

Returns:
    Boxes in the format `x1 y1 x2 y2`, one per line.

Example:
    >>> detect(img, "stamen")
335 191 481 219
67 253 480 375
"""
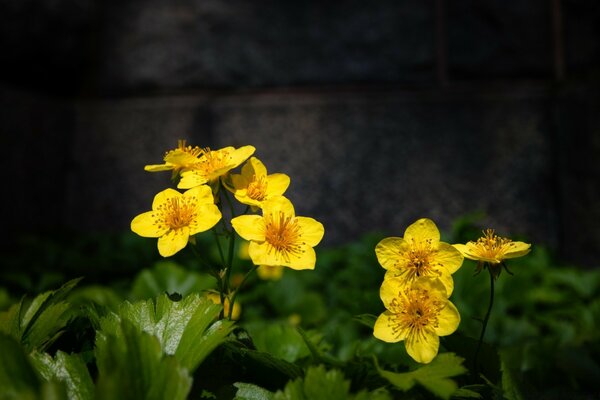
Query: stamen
264 211 304 262
246 175 268 200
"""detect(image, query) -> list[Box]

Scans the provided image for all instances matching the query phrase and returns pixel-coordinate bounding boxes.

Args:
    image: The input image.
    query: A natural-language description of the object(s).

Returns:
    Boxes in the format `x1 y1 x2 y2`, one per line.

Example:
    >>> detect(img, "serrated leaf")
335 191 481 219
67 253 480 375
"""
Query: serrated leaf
271 365 391 400
30 351 94 400
99 293 234 373
375 353 467 400
233 382 274 400
0 279 81 352
95 320 192 400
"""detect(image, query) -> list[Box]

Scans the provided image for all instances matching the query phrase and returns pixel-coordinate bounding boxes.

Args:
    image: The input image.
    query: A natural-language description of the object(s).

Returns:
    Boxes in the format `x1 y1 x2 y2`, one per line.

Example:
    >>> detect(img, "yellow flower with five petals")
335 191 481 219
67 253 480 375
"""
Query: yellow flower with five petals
453 228 530 278
375 218 463 296
144 140 203 179
224 157 290 210
373 276 460 364
178 145 255 189
231 197 324 270
131 186 221 257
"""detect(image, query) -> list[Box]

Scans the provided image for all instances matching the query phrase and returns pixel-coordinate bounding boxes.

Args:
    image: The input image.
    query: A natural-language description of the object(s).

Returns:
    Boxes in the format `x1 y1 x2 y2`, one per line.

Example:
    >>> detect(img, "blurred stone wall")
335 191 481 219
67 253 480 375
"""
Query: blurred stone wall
1 0 599 266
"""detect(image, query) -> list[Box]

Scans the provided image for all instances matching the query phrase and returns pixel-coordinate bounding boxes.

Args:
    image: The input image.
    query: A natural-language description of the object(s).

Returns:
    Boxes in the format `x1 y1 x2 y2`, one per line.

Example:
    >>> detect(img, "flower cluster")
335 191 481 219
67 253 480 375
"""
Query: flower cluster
373 218 463 364
373 218 532 364
131 140 325 319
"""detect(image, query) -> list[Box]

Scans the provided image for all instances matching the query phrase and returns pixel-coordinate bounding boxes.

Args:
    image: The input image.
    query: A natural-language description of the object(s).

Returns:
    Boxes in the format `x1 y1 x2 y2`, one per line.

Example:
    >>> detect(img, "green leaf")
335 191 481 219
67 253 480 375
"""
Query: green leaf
99 293 235 373
0 333 41 398
0 279 81 352
374 353 467 400
130 260 217 300
244 322 310 363
95 320 192 400
29 351 94 400
233 382 274 400
272 365 391 400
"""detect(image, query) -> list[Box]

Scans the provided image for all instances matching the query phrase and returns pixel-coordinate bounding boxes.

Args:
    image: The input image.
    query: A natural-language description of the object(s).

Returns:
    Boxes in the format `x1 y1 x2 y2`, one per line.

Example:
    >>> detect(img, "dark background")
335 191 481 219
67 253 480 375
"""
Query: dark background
1 0 599 267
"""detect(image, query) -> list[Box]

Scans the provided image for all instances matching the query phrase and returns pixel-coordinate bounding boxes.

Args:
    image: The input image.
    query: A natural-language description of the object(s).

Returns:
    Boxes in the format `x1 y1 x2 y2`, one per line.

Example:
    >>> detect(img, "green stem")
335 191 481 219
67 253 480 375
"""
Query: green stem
473 264 495 374
221 188 238 291
187 240 214 272
228 264 259 321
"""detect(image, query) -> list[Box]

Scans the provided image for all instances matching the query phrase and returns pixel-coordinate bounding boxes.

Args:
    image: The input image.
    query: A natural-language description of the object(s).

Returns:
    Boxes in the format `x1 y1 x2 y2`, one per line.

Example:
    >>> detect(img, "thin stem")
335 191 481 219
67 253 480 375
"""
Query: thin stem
473 264 495 374
228 264 259 321
221 188 238 290
211 227 226 267
187 240 215 272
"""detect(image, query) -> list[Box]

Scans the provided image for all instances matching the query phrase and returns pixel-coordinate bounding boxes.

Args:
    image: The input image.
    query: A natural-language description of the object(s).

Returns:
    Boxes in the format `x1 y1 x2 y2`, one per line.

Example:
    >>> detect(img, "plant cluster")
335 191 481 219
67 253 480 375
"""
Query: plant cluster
1 141 598 400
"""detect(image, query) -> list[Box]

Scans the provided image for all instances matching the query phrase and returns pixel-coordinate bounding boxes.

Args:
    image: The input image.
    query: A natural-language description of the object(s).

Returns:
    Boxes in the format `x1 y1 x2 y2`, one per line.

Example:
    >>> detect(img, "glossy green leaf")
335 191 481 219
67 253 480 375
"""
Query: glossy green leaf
30 351 94 400
233 382 274 400
95 320 192 400
99 293 235 373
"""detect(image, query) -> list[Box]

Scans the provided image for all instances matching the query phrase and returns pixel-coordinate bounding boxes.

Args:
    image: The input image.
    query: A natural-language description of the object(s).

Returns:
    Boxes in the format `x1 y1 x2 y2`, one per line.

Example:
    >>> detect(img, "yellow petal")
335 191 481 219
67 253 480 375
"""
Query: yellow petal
230 145 256 168
404 218 440 245
373 311 406 343
266 173 291 196
229 174 250 191
375 237 408 271
157 229 189 257
152 188 182 210
296 217 324 247
434 302 461 337
178 170 208 189
433 243 464 274
231 215 265 242
183 184 214 205
244 157 267 177
379 277 404 310
144 163 174 172
405 329 439 364
262 196 295 217
413 276 449 300
131 211 168 238
189 204 222 235
452 243 481 261
433 269 454 297
503 241 531 259
285 245 317 270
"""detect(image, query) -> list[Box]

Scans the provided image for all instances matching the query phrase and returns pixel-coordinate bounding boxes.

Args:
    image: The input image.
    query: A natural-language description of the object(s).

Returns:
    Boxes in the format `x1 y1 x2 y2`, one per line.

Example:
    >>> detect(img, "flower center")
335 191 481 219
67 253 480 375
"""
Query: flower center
195 148 231 175
264 212 303 261
157 197 197 230
164 140 203 168
388 288 442 339
246 175 268 200
404 238 436 278
474 229 512 260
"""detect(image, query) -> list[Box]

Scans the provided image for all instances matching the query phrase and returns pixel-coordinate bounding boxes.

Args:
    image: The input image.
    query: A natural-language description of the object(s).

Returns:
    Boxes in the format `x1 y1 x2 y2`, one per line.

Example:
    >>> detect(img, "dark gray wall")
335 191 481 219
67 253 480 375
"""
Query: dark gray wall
1 1 599 266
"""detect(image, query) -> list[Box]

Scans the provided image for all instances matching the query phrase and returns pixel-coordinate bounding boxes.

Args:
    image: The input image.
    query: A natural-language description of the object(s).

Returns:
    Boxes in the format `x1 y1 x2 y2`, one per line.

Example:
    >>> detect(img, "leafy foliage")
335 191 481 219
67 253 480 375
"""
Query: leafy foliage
1 222 599 399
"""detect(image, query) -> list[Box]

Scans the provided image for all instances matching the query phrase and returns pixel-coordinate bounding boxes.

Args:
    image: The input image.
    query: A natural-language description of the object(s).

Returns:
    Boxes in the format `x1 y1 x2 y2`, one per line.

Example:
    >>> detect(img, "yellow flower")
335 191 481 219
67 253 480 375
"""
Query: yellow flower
131 186 222 257
204 291 241 320
224 157 290 210
178 145 255 189
144 140 203 178
373 277 460 364
256 265 285 281
231 197 324 270
375 218 463 296
453 229 531 278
